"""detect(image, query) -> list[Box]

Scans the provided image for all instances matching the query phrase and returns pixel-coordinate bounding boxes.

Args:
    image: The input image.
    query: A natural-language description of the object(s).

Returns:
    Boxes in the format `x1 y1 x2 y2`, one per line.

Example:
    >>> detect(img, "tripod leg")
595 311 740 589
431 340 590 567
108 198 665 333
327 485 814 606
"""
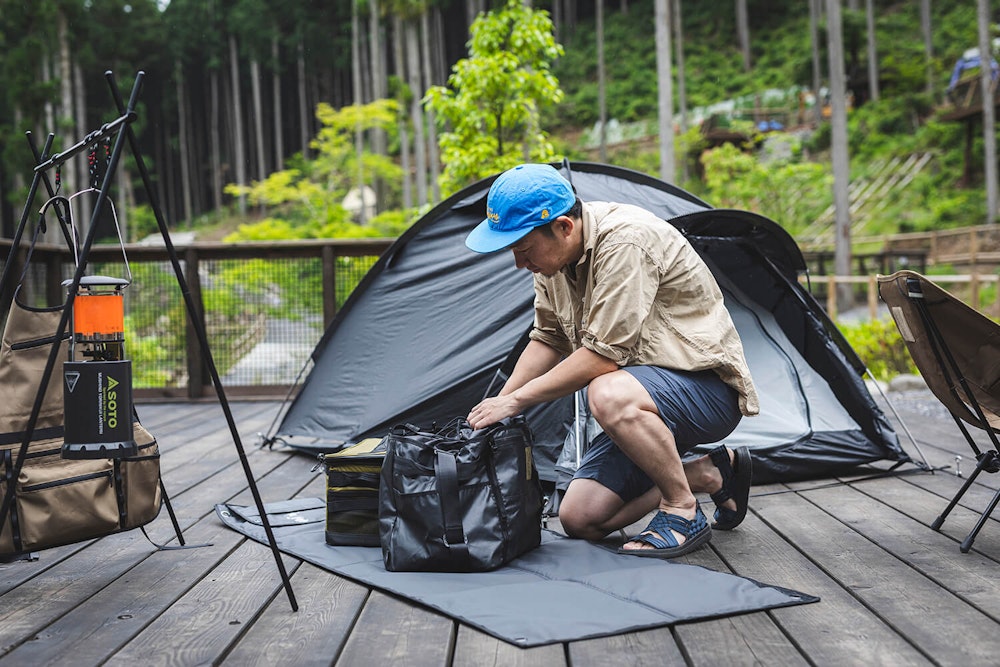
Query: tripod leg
159 477 186 547
105 70 297 611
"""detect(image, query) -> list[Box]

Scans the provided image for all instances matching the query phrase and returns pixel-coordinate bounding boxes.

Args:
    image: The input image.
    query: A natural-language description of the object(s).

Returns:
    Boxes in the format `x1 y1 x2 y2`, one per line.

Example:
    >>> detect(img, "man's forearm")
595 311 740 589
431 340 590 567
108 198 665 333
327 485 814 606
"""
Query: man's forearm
509 346 618 408
499 340 564 396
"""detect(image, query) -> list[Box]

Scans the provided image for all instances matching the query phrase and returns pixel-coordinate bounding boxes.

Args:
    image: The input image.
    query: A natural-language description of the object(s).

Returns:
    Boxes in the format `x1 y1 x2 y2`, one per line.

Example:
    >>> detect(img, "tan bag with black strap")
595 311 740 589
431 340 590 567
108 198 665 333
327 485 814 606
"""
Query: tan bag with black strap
0 291 162 556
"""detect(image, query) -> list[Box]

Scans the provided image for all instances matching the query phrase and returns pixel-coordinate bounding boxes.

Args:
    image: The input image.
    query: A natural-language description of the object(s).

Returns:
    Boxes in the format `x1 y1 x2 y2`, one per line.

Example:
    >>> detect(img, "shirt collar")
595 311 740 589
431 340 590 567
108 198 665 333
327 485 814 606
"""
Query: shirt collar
563 201 596 278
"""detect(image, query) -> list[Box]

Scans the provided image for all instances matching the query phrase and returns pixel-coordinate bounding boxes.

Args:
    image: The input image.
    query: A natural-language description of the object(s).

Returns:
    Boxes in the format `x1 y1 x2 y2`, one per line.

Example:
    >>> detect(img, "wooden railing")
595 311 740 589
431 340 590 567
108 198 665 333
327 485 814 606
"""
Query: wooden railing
3 235 995 398
1 237 393 399
802 273 1000 321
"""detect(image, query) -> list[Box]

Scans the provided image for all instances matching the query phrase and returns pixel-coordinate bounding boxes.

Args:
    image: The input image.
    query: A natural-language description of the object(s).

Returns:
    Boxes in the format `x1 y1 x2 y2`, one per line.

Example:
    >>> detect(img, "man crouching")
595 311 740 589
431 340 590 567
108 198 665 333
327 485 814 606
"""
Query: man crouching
465 163 758 558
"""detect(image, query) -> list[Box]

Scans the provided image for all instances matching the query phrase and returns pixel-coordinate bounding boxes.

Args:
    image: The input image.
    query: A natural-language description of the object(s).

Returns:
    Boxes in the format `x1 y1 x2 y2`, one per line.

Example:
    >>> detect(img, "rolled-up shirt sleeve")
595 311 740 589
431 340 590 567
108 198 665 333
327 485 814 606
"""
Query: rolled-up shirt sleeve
528 279 574 356
580 241 659 366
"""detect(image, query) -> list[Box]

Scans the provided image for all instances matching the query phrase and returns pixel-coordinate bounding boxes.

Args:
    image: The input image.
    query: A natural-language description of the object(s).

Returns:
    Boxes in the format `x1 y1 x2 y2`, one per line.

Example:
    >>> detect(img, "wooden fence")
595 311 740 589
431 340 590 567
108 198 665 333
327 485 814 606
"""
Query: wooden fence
803 273 1000 321
2 235 995 399
0 237 392 399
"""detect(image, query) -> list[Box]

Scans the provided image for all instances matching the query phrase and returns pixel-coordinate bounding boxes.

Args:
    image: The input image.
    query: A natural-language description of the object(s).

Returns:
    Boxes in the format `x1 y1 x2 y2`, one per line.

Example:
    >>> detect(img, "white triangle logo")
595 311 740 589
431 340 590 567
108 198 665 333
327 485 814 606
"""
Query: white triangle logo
65 371 81 393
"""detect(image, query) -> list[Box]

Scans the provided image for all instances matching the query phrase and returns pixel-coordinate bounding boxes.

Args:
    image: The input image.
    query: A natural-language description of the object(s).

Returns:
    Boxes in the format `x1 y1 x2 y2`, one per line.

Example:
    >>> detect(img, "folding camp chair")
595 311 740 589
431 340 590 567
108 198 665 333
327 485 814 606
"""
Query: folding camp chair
878 270 1000 553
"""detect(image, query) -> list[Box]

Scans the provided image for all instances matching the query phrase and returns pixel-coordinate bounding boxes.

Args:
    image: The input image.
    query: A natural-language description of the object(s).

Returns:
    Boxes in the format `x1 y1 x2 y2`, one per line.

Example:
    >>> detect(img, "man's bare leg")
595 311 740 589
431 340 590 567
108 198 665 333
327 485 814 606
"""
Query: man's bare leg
576 370 699 550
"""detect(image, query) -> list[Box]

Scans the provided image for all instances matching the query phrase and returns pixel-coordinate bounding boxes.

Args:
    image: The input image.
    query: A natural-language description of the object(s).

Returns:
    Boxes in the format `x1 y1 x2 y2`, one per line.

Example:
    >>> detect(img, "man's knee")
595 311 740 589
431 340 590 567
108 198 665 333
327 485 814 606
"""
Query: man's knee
558 498 603 540
559 490 607 540
588 371 643 428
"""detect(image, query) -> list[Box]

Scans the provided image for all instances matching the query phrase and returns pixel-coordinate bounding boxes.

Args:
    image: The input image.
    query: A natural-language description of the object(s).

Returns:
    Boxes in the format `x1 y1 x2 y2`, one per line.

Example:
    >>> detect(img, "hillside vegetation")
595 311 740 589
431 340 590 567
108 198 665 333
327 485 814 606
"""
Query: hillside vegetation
545 1 984 244
209 1 987 247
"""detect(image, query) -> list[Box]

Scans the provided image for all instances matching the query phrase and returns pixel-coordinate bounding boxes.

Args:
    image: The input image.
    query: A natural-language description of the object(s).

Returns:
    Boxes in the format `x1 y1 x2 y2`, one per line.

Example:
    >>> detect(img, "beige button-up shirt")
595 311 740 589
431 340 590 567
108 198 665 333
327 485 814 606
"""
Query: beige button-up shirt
528 201 759 416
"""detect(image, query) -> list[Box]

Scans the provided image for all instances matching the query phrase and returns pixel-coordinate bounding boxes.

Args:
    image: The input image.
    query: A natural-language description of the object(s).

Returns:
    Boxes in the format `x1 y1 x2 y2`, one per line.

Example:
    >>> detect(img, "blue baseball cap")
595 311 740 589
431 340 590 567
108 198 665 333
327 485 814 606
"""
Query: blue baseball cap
465 164 576 253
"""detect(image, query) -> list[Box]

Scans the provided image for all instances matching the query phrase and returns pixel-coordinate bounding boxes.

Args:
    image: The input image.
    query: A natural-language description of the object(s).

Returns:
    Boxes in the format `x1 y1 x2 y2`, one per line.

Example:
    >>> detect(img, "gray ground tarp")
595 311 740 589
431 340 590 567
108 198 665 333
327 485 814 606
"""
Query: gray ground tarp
217 498 818 647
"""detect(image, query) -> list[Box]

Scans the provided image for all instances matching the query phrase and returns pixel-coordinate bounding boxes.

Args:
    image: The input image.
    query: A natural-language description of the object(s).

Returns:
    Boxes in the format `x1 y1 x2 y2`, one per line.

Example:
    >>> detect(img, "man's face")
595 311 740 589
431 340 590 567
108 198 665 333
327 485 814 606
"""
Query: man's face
508 224 567 277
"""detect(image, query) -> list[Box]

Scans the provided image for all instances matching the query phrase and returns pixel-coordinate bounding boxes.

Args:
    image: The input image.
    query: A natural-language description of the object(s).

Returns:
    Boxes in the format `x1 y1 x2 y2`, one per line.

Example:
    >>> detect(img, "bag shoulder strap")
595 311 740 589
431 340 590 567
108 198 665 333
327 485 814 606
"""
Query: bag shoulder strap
435 449 470 564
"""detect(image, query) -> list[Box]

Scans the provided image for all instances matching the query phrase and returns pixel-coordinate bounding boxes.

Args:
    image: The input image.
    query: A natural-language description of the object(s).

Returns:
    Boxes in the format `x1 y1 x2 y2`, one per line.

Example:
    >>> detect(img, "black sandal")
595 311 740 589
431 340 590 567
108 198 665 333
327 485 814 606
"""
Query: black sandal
708 445 752 530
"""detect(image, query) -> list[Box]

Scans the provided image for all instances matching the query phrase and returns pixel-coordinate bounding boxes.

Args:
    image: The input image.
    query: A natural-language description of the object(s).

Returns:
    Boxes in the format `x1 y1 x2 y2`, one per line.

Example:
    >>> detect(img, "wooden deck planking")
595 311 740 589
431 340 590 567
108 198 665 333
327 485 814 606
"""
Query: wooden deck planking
696 502 932 666
757 486 994 665
1 394 1000 665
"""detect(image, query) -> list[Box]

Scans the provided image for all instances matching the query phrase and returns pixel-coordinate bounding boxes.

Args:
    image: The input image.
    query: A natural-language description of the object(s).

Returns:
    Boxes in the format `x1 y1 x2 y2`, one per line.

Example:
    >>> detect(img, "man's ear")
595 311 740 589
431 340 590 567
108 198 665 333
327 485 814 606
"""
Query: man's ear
553 215 574 238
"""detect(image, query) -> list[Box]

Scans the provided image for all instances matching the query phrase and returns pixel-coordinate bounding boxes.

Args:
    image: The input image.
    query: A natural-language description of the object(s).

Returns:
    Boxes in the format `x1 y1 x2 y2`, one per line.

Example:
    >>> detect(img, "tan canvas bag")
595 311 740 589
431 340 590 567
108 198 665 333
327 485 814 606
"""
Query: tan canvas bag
0 292 162 556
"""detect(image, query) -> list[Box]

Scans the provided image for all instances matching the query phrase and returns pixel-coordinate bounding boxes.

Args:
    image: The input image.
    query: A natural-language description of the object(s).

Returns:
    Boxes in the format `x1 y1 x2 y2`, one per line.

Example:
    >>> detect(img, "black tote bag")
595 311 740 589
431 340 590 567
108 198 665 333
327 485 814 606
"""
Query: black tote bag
378 417 543 572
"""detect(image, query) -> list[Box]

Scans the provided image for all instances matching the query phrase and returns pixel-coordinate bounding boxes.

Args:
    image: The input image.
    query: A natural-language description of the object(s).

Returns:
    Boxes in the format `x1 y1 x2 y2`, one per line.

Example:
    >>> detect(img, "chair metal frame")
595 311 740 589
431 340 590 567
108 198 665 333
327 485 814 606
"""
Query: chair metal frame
883 272 1000 553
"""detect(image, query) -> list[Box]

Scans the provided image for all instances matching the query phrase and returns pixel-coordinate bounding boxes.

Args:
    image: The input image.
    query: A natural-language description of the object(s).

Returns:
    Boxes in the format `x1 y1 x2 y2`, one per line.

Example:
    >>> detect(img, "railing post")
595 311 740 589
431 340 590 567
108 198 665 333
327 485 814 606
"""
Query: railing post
322 244 337 327
185 246 205 399
868 275 878 320
827 275 837 320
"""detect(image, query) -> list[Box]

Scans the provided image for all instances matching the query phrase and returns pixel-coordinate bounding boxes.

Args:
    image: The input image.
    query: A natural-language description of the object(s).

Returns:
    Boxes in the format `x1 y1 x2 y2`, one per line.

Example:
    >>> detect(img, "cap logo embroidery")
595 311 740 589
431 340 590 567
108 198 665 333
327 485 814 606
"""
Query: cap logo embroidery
541 209 550 219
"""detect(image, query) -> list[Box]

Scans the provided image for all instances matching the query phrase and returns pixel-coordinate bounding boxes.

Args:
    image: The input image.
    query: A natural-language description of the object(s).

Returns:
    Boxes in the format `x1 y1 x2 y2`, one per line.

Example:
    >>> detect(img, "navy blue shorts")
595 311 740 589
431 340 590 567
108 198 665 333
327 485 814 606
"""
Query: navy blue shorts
573 366 741 503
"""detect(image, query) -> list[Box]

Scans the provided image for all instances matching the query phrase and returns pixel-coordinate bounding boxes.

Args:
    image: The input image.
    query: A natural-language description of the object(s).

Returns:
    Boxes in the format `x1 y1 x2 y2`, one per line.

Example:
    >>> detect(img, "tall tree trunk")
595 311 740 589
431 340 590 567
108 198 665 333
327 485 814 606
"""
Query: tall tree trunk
73 62 92 230
735 0 751 72
188 76 203 218
176 62 194 224
921 0 934 98
864 0 879 102
117 162 132 243
597 0 607 162
979 0 998 224
920 0 937 100
153 109 169 224
42 58 55 142
57 10 77 223
229 34 247 215
210 70 223 211
272 37 284 169
298 40 310 159
672 0 687 133
250 58 267 182
826 0 852 309
433 7 448 87
809 0 824 126
370 0 388 211
421 10 441 203
351 0 368 223
672 0 688 181
393 16 413 211
12 106 24 196
406 20 428 206
564 0 577 37
655 0 674 183
466 0 486 31
552 0 562 42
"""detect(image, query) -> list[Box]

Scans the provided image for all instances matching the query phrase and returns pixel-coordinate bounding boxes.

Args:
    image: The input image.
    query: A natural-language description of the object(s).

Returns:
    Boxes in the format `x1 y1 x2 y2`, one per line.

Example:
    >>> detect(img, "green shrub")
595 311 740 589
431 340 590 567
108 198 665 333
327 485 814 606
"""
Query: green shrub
837 318 918 382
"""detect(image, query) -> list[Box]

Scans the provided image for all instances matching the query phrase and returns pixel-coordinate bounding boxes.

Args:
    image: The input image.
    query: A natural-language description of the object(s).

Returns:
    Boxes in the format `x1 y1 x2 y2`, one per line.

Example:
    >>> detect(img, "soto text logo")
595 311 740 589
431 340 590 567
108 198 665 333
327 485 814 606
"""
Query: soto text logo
104 375 120 429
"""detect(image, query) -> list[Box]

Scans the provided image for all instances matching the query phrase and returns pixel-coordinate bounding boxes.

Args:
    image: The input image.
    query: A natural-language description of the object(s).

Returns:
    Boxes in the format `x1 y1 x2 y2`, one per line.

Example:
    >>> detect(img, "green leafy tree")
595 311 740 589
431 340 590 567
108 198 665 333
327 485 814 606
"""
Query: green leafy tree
224 98 405 240
700 141 830 234
425 0 564 196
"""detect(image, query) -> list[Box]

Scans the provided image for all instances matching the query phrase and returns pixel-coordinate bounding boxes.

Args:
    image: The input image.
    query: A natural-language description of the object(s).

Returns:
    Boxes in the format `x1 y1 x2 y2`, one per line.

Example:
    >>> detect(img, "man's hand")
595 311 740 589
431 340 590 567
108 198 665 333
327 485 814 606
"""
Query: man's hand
467 394 523 430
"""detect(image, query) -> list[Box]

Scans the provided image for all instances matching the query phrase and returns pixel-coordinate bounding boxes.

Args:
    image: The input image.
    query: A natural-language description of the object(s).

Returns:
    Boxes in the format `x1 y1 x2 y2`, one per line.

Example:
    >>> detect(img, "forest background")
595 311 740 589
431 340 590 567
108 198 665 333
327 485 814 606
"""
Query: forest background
0 0 993 381
0 0 989 245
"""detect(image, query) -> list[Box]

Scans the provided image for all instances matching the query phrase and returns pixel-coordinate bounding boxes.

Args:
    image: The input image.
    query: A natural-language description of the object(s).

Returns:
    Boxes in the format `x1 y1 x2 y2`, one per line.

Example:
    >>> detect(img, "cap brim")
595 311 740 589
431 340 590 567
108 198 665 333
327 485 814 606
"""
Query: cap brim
465 218 534 254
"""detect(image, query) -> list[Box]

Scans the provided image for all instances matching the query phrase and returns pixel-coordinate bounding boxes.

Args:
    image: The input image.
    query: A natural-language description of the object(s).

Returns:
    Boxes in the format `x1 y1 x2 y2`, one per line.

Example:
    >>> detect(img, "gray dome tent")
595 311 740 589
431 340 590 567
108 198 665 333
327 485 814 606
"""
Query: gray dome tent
273 161 908 483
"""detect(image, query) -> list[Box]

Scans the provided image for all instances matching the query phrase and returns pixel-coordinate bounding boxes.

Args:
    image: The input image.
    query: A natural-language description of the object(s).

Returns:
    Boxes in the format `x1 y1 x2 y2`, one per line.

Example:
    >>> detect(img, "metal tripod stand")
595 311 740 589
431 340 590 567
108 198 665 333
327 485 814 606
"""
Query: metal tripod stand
0 70 297 611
